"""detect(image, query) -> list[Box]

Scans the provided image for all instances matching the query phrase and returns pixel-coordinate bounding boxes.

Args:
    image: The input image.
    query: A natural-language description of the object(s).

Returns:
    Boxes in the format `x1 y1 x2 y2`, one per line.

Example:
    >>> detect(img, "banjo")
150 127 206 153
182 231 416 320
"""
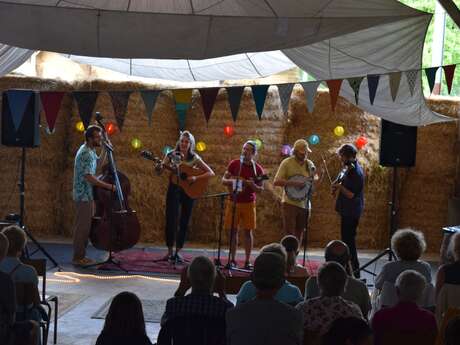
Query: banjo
285 175 314 202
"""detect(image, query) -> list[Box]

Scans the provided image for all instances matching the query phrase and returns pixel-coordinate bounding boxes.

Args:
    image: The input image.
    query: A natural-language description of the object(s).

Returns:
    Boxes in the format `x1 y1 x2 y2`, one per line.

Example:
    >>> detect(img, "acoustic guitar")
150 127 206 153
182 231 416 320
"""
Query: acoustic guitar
141 150 210 199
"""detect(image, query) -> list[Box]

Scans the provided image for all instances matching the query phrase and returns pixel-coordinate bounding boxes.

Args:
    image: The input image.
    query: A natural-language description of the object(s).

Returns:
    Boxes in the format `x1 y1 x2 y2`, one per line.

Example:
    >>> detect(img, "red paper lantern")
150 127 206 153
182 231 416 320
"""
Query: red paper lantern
224 125 234 137
106 122 117 135
355 136 368 149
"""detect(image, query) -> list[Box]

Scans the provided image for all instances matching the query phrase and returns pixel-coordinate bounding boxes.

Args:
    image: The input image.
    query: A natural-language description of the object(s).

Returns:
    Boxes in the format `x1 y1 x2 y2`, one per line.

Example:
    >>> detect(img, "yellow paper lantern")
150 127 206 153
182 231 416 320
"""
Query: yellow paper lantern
196 141 207 152
334 126 345 137
76 121 85 132
254 139 263 150
131 138 142 150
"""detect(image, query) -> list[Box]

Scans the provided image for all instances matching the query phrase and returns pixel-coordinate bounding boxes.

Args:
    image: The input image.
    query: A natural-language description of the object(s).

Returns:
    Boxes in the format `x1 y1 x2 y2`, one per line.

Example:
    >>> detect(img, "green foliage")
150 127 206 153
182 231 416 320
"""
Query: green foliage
400 0 460 96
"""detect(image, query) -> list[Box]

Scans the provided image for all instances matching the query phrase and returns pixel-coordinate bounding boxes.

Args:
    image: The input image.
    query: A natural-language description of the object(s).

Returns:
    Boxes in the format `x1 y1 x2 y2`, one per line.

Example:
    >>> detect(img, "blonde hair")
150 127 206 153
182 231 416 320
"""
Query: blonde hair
391 228 426 261
280 235 299 273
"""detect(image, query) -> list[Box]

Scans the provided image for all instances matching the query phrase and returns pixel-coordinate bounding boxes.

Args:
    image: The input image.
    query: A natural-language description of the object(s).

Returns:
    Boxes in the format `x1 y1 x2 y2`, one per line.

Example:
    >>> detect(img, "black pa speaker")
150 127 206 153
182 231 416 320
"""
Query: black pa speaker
379 119 417 167
1 89 40 148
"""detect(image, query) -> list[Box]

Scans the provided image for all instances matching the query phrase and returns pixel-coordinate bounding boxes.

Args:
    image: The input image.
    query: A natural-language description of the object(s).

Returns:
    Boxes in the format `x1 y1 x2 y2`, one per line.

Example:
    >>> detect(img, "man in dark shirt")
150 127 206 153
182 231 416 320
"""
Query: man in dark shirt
332 144 364 277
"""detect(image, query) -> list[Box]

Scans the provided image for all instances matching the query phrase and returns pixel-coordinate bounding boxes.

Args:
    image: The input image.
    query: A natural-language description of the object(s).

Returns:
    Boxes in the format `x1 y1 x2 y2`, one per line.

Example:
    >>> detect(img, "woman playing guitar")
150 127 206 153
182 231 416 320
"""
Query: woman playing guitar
332 143 364 278
155 131 215 263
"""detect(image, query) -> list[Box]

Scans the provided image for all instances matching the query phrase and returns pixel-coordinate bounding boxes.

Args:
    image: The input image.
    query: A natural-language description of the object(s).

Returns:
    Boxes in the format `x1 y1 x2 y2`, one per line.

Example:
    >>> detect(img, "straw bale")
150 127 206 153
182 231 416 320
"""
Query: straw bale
0 76 458 254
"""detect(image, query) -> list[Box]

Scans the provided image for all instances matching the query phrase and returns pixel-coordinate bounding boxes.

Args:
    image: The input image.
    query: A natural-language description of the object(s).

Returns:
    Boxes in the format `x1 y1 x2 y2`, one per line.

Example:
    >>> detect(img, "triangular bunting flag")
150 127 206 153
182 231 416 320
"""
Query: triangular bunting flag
277 83 294 114
326 79 343 112
424 67 439 94
405 70 419 97
40 91 65 133
347 77 364 105
367 75 380 105
443 64 456 95
140 90 160 127
6 90 33 132
175 103 188 131
199 88 220 123
73 91 99 129
226 87 245 122
109 91 131 131
301 81 320 113
173 89 193 104
389 72 402 102
251 85 270 120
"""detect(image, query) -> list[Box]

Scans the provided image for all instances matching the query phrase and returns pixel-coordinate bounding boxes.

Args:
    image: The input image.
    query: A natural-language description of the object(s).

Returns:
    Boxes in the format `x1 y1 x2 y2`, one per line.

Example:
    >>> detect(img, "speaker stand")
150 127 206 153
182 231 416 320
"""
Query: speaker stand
18 147 61 270
356 166 397 277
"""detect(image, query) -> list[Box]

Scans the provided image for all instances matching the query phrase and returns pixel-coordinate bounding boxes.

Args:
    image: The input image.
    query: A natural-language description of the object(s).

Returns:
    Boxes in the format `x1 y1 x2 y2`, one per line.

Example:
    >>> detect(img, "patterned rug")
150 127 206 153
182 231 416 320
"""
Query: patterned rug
97 249 321 277
92 298 166 323
47 292 88 319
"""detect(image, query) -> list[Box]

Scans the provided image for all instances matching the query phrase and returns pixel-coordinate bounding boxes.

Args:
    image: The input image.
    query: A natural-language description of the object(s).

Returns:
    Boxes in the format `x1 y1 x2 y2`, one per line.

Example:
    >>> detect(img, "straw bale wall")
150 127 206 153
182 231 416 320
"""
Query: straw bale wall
0 76 458 253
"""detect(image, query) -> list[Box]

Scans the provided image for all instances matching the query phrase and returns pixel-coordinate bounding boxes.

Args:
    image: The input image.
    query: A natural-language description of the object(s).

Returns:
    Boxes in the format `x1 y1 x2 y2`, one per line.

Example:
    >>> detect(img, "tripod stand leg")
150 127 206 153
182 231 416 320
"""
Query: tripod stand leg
23 227 61 270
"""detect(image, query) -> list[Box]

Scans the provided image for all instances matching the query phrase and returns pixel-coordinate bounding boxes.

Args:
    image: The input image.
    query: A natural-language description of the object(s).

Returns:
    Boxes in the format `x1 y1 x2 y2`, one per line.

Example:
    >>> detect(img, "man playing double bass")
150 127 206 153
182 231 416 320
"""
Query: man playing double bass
71 125 115 266
274 139 316 245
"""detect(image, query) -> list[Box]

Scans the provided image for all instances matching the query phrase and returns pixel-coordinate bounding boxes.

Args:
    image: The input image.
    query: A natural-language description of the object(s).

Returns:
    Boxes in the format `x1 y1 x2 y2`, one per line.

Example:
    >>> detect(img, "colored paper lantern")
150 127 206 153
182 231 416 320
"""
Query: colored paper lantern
281 144 292 156
355 136 368 149
254 139 263 150
308 134 320 145
224 125 235 137
196 141 207 152
333 125 345 137
131 138 142 150
162 146 173 155
76 121 85 132
106 122 117 135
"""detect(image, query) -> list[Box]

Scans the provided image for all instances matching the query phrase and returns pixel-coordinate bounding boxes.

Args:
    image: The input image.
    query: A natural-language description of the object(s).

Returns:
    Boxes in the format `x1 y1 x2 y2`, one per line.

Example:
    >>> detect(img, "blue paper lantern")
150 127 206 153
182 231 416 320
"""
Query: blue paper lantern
308 134 320 145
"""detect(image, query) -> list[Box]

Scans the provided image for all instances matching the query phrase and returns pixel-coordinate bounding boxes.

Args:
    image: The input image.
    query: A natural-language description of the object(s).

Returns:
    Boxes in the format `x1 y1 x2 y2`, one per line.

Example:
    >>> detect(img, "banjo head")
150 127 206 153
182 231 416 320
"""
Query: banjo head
285 175 312 201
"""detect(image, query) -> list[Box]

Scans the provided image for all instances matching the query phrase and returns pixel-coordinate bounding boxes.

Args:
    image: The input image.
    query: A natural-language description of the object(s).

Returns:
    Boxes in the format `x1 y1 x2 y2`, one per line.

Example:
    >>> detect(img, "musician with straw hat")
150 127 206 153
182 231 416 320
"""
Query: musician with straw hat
274 139 316 244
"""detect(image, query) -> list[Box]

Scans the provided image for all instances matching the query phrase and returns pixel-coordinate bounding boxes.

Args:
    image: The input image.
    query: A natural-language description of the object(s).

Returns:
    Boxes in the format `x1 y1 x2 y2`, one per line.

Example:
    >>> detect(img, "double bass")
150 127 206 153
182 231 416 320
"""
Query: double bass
89 113 141 252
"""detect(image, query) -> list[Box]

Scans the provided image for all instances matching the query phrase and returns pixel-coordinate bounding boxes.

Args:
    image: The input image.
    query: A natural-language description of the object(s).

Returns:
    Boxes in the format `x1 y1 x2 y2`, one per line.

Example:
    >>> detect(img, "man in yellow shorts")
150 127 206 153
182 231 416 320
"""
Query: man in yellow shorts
274 139 316 244
222 141 265 269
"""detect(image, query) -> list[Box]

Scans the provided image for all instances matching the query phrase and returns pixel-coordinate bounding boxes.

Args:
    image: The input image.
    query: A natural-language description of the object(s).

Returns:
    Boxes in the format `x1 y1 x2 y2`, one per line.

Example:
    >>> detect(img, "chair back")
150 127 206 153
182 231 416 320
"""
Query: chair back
22 258 47 300
157 315 226 345
436 284 460 323
435 307 460 345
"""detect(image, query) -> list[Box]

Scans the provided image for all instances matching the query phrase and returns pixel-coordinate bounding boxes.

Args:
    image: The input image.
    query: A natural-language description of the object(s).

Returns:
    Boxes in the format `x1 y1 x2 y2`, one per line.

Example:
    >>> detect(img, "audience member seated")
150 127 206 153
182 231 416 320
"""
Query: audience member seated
296 262 363 337
281 235 309 277
375 228 431 290
0 226 43 324
305 240 371 317
0 232 38 345
321 317 372 345
96 291 152 345
158 256 233 345
436 232 460 320
444 315 460 345
372 270 437 345
236 243 303 305
227 252 304 345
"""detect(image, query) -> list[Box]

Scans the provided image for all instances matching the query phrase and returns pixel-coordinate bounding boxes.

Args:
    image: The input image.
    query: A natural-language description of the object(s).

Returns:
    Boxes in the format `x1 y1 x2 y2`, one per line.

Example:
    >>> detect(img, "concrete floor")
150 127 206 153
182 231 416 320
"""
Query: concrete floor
28 241 439 345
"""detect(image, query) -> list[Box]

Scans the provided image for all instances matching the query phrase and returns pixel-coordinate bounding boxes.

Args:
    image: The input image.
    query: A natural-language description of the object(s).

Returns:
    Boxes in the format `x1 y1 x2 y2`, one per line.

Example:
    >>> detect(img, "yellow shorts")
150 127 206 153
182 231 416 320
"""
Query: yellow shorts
224 200 256 230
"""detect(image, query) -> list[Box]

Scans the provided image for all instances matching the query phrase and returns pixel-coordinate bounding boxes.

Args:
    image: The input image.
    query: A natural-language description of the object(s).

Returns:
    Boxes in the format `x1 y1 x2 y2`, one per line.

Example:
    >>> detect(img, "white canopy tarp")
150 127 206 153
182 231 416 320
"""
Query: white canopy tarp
0 0 428 59
64 51 296 82
0 44 33 77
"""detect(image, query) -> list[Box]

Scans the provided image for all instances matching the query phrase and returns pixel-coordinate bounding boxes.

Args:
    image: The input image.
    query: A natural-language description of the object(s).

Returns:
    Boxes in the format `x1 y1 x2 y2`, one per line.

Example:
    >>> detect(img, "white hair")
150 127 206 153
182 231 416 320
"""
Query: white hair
395 270 426 303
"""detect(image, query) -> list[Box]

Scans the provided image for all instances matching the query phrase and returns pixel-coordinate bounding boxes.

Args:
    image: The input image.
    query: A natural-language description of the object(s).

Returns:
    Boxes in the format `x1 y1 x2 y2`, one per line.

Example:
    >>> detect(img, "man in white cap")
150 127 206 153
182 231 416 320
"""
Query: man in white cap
274 139 316 243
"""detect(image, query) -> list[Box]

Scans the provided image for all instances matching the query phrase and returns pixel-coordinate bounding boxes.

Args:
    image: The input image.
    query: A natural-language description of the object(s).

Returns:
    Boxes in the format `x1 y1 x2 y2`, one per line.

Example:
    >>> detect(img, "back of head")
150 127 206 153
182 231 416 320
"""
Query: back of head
325 240 350 271
188 256 216 293
280 235 299 272
2 225 26 257
338 144 357 159
445 316 460 345
322 317 372 345
104 291 146 337
252 252 285 291
261 243 287 263
395 270 426 303
451 232 460 261
317 262 348 297
0 233 8 262
391 228 426 261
